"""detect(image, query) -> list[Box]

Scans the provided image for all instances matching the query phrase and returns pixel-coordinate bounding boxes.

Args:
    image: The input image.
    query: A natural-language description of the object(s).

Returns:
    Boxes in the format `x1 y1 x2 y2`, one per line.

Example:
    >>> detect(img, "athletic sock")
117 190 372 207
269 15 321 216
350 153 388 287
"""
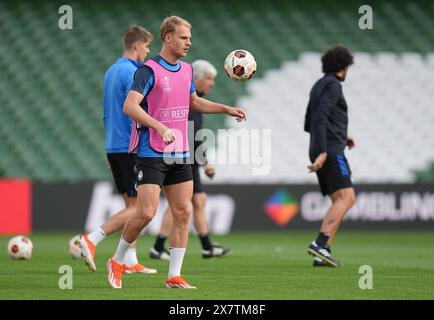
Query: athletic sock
113 236 131 264
168 248 186 278
88 227 106 246
315 232 330 247
154 235 167 251
199 234 213 251
123 247 139 267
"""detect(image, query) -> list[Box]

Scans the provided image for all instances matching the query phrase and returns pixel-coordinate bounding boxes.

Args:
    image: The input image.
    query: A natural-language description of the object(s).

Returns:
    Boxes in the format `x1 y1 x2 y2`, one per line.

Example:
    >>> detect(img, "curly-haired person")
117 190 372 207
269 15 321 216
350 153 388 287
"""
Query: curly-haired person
304 46 356 267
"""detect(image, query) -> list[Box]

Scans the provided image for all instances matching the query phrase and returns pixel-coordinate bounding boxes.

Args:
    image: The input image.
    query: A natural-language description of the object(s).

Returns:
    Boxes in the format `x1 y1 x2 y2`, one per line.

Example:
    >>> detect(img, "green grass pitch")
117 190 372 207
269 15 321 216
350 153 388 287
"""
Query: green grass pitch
0 231 433 299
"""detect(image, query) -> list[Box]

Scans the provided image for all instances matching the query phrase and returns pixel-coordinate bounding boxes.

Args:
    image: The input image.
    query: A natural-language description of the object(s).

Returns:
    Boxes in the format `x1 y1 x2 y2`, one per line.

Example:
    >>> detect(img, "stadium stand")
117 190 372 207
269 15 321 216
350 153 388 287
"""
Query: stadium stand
212 52 434 183
0 0 433 182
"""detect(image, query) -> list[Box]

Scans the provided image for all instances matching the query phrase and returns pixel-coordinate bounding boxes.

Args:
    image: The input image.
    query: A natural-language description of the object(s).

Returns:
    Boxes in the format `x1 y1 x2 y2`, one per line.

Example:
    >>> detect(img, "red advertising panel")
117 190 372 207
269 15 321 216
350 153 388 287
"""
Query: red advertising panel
0 179 31 235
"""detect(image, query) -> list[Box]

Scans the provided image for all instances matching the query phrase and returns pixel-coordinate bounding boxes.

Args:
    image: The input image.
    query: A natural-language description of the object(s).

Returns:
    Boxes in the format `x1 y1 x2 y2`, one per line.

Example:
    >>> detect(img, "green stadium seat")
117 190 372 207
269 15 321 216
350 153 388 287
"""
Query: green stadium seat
0 0 433 181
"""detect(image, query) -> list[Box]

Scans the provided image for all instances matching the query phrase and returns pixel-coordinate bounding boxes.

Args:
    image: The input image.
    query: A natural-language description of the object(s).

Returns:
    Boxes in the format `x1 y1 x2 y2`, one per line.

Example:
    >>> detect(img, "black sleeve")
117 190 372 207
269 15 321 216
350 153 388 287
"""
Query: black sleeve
310 81 341 155
130 65 154 96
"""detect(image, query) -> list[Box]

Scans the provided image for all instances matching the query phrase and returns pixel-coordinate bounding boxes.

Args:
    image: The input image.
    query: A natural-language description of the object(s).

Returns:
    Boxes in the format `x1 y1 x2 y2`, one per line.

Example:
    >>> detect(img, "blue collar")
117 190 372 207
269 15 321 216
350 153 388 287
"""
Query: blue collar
154 55 181 72
120 57 142 68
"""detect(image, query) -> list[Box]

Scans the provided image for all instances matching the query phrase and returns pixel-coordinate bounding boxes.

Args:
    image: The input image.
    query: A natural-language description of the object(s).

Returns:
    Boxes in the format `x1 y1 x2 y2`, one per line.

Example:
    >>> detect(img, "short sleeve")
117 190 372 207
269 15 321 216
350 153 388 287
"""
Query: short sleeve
131 65 154 97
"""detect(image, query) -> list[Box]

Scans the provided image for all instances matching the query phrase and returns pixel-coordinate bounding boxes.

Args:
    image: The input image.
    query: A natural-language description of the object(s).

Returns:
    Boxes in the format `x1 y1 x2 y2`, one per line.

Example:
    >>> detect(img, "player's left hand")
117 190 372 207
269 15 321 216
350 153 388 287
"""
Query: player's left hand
204 163 215 179
347 136 356 149
227 107 247 122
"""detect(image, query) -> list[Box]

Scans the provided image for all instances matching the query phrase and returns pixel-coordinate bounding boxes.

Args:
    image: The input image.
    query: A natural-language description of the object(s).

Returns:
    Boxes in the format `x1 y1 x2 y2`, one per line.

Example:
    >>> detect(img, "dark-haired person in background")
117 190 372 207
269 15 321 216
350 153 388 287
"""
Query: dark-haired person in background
80 26 157 275
304 46 356 267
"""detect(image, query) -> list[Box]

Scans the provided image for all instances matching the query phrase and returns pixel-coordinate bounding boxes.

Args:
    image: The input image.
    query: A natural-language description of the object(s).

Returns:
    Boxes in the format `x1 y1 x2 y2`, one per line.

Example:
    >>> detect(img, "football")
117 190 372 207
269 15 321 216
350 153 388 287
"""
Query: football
7 235 33 260
68 235 83 259
224 49 257 81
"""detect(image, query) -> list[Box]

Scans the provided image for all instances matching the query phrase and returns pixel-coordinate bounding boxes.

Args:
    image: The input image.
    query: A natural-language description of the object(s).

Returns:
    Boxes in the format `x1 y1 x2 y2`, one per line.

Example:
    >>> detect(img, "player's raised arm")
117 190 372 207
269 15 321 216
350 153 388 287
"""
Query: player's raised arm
123 91 176 144
189 92 246 122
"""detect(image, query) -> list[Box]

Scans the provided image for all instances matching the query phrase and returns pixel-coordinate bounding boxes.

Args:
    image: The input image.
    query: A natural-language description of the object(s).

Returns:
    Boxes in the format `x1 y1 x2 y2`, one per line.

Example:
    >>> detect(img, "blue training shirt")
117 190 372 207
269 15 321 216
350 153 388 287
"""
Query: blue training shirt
130 55 196 158
103 57 142 153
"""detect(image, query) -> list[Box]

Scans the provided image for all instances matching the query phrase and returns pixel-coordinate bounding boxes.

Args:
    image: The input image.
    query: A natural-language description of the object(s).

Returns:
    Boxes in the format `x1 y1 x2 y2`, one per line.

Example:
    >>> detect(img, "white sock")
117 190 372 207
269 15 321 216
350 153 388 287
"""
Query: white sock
88 227 106 246
168 248 186 278
123 247 139 267
113 237 131 264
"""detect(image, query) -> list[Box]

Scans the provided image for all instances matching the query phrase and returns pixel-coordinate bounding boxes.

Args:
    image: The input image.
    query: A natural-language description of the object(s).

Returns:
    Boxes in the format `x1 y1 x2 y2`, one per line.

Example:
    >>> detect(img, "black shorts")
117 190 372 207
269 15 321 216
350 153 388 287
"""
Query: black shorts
314 153 353 196
107 153 137 198
135 157 193 187
192 164 203 194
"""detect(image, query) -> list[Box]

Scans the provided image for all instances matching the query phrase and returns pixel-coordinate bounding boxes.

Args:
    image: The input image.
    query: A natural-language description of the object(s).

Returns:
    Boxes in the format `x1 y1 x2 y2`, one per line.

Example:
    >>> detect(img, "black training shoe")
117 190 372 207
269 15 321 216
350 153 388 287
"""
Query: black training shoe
202 245 231 259
307 241 340 268
312 256 329 267
312 246 341 267
149 246 170 261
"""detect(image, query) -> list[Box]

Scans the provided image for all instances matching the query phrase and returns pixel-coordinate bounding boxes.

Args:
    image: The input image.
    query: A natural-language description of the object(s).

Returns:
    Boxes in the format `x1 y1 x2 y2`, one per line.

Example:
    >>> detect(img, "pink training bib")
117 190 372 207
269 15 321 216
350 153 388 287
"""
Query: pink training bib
128 120 140 154
145 59 192 153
